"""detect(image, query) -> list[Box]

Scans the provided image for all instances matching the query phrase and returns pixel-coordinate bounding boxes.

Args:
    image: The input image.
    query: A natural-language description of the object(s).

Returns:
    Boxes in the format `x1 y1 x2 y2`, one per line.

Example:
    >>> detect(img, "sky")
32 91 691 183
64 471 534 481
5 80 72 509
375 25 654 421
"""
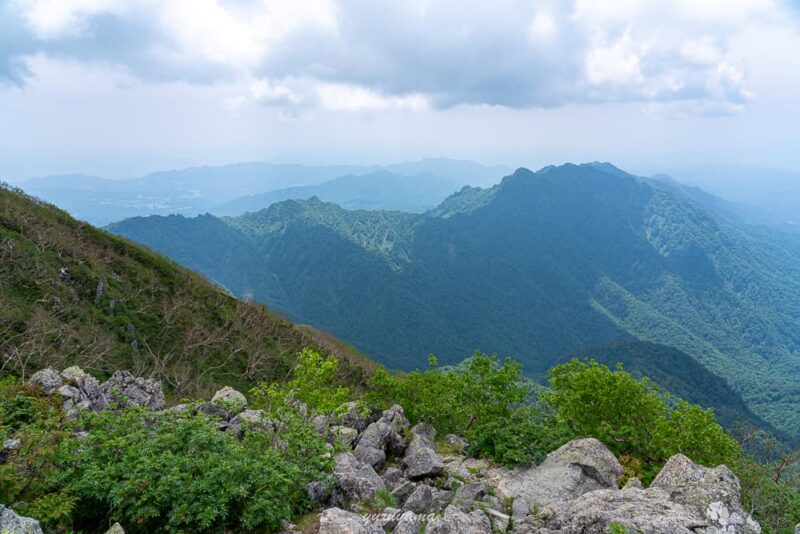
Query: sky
1 0 799 180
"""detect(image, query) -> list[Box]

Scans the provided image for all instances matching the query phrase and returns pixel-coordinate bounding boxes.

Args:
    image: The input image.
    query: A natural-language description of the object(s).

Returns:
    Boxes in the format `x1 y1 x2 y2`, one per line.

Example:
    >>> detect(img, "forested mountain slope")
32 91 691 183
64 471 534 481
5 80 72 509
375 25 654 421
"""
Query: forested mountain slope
0 184 375 399
108 163 800 437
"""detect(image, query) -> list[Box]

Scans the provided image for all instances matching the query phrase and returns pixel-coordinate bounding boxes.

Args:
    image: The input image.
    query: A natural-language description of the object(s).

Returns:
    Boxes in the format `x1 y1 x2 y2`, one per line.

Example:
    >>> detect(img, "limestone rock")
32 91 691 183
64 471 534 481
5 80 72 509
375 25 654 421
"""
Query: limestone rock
29 368 62 395
424 505 492 534
101 371 164 410
318 507 383 534
210 386 247 414
0 505 43 534
651 454 760 533
333 452 385 502
489 438 622 508
403 434 444 480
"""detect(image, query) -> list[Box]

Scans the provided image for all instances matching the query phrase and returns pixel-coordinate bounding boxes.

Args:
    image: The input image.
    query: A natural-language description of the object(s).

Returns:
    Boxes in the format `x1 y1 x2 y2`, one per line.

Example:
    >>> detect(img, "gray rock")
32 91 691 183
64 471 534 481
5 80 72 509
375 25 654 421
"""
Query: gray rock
101 371 164 410
624 476 644 489
358 421 392 450
411 422 437 441
210 386 247 414
431 489 453 512
391 481 418 506
386 431 407 458
404 484 435 513
425 505 492 534
228 409 272 439
403 434 444 480
3 438 22 451
313 414 334 436
75 374 108 411
489 438 622 508
333 452 385 502
355 445 386 471
382 467 405 491
382 405 410 430
338 401 370 432
651 454 760 533
526 487 703 534
60 365 87 384
104 522 125 534
306 480 332 504
511 497 529 522
197 402 230 421
453 482 486 504
392 511 424 534
445 434 468 452
318 507 383 534
331 425 359 447
29 368 62 395
379 507 403 531
0 505 43 534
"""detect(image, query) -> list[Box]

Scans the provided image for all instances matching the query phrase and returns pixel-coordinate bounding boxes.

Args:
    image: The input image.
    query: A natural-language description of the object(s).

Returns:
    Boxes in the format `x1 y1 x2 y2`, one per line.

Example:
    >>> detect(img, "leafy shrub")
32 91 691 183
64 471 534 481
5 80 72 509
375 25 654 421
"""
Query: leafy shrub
59 407 331 533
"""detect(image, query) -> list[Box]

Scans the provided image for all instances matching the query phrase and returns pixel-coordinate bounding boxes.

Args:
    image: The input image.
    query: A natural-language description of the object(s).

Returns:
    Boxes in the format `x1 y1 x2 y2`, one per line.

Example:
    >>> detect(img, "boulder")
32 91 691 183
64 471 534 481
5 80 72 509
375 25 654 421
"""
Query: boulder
331 425 359 447
29 368 62 395
0 505 43 534
624 477 644 489
60 366 87 383
391 481 418 507
105 523 125 534
445 434 468 453
313 414 334 436
511 497 529 522
381 405 410 432
382 466 405 491
424 505 492 534
73 374 108 412
354 445 386 471
411 422 437 441
521 486 705 534
228 409 272 439
338 401 370 432
210 386 247 414
392 511 424 534
403 434 444 480
333 452 385 502
650 454 760 533
453 482 487 505
318 507 383 534
403 484 434 513
358 421 392 450
488 438 622 508
101 371 164 410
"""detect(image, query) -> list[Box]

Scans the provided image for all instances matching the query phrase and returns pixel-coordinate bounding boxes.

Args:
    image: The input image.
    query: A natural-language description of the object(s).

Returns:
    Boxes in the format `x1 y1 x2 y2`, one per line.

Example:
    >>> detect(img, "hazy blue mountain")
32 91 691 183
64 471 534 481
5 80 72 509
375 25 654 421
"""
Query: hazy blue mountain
213 170 462 216
17 159 506 225
108 162 800 437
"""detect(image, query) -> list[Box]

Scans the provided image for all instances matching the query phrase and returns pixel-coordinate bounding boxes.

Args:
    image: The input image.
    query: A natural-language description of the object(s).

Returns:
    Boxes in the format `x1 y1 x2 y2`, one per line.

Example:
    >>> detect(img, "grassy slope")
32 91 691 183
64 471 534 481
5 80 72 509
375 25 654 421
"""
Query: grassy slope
0 184 376 399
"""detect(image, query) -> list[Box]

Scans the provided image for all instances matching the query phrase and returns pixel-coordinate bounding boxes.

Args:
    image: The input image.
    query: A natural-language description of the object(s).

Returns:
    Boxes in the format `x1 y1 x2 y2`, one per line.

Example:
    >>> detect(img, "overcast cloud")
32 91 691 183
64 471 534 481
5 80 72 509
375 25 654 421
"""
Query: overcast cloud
0 0 799 179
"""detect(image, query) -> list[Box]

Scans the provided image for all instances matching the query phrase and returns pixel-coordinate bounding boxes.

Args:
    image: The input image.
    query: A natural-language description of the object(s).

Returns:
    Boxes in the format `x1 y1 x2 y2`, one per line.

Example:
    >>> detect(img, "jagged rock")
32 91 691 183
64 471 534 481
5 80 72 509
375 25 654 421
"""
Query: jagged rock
624 476 644 489
511 497 529 522
2 438 21 464
105 522 125 534
382 466 405 491
306 480 332 505
197 402 230 421
445 434 468 453
431 489 454 512
318 507 383 534
386 431 407 458
391 481 417 506
72 374 108 412
333 452 385 502
101 371 165 410
228 409 272 439
355 445 386 470
60 366 87 383
391 511 423 534
488 438 622 508
358 421 392 450
210 386 247 414
425 505 492 534
454 482 487 504
651 454 760 533
404 484 434 513
330 425 359 447
403 434 444 480
411 422 437 441
338 401 370 432
521 486 704 534
382 405 410 432
29 368 62 395
57 384 81 409
0 505 43 534
313 414 334 436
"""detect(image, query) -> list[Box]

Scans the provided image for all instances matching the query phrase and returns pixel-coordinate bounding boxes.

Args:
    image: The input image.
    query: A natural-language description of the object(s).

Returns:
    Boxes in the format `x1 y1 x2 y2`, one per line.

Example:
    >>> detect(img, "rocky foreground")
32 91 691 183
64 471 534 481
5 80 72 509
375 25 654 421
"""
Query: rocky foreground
2 367 762 534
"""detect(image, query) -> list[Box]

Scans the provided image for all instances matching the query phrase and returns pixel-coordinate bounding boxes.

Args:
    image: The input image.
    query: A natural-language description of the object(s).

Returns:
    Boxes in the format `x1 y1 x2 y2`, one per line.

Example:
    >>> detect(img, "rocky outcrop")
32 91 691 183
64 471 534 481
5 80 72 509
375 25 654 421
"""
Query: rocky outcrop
333 452 385 502
318 507 383 534
102 370 165 410
488 438 623 508
650 454 760 533
0 505 43 534
210 386 248 414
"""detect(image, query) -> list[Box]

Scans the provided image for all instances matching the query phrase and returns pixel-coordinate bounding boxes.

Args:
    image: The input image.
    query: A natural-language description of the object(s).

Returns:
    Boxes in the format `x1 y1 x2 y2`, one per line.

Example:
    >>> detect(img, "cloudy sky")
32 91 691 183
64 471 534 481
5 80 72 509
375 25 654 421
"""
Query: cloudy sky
1 0 799 180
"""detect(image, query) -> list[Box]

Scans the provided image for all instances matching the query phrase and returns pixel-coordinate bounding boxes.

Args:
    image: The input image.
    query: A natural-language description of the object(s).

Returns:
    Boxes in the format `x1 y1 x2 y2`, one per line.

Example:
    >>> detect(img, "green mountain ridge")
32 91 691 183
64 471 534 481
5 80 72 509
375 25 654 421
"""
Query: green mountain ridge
108 163 800 437
0 183 375 399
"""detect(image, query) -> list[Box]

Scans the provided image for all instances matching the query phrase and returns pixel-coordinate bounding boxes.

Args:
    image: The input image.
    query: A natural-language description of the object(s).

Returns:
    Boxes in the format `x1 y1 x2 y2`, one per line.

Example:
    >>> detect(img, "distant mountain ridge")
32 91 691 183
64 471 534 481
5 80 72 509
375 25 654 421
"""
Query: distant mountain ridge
108 162 800 437
16 158 509 225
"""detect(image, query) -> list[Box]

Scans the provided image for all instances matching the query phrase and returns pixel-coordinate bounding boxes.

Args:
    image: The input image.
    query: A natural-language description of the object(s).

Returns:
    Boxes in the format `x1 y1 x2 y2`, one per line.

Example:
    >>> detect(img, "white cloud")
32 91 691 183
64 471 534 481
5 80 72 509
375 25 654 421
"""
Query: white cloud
585 31 643 86
316 82 429 112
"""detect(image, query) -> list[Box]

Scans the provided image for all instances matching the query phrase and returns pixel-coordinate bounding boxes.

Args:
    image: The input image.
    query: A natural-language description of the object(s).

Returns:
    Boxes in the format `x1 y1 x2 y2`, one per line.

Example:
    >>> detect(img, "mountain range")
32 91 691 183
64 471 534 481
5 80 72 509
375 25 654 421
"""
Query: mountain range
13 158 508 225
108 162 800 438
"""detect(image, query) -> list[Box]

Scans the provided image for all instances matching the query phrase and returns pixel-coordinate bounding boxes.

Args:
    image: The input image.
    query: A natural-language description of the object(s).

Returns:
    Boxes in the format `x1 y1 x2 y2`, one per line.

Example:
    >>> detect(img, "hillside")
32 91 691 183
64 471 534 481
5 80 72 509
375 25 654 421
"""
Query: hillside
0 183 375 399
213 170 461 216
108 163 800 437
